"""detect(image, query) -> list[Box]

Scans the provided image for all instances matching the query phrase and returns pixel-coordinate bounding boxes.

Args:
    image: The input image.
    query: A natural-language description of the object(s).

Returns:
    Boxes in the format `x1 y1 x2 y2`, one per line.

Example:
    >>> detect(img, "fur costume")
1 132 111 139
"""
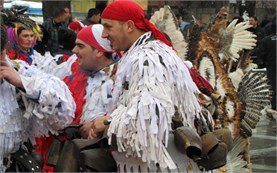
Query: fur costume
150 5 272 172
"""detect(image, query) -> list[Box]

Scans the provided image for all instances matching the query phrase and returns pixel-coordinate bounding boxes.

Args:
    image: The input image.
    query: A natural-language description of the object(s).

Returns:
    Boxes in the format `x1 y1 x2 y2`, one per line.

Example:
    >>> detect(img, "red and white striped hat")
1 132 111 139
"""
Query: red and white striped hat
77 24 113 53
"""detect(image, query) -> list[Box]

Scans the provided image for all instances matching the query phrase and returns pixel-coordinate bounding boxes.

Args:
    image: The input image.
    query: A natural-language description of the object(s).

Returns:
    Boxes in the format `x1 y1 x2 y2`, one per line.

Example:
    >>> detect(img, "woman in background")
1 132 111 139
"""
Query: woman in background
6 17 43 64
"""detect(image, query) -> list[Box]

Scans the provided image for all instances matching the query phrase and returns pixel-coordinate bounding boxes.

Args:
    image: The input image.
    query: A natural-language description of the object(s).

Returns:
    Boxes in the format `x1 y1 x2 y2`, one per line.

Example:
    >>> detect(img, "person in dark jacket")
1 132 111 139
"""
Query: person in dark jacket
56 28 76 55
33 24 49 56
249 17 265 43
248 16 266 68
42 7 68 56
257 17 276 110
80 8 101 26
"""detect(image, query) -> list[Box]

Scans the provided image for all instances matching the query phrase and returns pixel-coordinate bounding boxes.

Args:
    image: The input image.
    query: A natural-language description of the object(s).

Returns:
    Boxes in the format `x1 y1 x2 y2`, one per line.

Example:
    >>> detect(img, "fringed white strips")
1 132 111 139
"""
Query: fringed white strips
152 42 201 126
30 51 76 79
20 72 75 136
0 132 23 171
81 70 114 122
0 80 19 120
0 56 76 171
108 32 201 171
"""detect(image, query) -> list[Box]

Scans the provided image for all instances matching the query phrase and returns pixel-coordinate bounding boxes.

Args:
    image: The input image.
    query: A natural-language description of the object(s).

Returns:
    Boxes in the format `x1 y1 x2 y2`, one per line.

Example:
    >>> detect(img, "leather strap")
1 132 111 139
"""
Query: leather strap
10 147 42 172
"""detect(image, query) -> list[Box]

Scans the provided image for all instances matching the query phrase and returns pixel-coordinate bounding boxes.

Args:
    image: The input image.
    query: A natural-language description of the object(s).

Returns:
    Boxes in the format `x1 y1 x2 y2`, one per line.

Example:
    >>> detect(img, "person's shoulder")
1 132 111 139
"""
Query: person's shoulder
256 26 265 34
143 39 168 47
80 19 91 26
138 40 175 57
43 18 52 24
180 21 189 30
42 18 53 27
262 34 276 41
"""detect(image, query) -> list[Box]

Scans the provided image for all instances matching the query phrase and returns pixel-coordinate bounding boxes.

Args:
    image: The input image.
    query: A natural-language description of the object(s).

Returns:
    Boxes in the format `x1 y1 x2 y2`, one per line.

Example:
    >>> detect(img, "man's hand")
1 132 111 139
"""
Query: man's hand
92 115 110 134
0 60 24 89
88 129 97 139
79 121 97 139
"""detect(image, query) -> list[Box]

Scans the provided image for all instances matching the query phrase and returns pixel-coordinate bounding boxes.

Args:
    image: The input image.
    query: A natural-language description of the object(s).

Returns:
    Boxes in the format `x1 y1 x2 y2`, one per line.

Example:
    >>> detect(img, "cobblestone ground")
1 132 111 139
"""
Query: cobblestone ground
250 114 277 173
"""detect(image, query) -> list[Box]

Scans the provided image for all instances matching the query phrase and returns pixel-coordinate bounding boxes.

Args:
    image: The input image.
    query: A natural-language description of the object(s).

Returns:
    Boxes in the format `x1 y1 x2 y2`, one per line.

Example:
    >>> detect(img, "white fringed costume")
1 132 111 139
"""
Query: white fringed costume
22 50 118 170
0 56 75 171
107 32 202 172
32 53 116 123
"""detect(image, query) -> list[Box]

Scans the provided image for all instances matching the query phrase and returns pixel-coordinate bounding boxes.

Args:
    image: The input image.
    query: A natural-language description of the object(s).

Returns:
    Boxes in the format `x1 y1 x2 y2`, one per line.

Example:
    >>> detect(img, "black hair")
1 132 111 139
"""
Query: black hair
33 24 49 55
250 16 258 21
1 25 7 52
53 7 66 18
176 14 183 19
104 52 113 59
16 26 29 35
58 28 76 50
87 8 101 19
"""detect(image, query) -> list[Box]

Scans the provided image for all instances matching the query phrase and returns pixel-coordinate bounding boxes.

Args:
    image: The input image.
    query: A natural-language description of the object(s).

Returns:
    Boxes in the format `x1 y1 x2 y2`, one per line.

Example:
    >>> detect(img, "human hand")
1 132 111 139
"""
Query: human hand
0 60 24 89
92 115 110 134
88 129 98 139
0 51 7 63
79 121 97 139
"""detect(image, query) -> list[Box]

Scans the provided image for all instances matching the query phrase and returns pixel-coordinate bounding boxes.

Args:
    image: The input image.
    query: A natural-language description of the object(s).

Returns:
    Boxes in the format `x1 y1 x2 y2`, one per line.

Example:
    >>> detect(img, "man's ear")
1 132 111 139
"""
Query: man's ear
96 51 104 58
125 20 136 33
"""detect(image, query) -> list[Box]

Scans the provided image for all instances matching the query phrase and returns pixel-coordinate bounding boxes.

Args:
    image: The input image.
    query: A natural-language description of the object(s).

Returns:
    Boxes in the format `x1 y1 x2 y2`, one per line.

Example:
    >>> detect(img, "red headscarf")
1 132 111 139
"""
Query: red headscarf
101 0 173 48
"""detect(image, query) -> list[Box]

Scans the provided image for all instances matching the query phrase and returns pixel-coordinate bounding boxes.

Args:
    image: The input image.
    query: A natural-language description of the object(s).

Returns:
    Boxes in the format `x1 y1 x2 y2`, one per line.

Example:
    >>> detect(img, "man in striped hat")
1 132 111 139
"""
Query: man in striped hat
35 24 119 172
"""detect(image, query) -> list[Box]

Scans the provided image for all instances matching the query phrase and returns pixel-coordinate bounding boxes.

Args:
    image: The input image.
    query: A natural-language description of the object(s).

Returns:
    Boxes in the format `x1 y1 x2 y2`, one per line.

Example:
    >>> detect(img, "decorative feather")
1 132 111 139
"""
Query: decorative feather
150 5 188 60
149 5 272 172
185 6 272 173
198 55 216 88
219 20 257 61
187 24 202 62
228 68 244 90
226 136 249 173
238 71 272 137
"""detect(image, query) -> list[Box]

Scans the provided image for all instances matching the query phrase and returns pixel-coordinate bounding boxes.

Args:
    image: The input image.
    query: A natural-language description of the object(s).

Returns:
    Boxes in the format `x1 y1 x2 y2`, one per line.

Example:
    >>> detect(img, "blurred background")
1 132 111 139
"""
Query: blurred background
1 0 276 25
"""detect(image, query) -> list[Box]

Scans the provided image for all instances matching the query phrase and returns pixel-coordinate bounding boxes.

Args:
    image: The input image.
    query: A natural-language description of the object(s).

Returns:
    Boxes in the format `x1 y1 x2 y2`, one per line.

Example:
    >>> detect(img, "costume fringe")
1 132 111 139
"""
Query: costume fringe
108 32 201 171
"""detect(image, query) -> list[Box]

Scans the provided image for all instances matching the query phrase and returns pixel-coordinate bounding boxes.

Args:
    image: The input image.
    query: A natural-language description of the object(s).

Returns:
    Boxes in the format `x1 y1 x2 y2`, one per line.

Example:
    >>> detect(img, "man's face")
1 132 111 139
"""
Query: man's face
62 12 68 22
91 14 101 24
17 29 35 50
72 39 102 71
64 7 71 20
249 17 257 27
178 16 183 24
57 12 68 23
101 19 129 51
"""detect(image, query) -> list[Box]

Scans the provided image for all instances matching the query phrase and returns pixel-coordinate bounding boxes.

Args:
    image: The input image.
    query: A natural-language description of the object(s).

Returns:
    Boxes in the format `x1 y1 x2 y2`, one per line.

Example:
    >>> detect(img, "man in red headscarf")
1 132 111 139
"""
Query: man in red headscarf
91 1 203 172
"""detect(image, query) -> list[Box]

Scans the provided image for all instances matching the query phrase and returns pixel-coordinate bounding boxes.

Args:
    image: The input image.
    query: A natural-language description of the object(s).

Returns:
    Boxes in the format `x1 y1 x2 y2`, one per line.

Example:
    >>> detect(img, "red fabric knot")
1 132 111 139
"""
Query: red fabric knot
101 0 173 48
